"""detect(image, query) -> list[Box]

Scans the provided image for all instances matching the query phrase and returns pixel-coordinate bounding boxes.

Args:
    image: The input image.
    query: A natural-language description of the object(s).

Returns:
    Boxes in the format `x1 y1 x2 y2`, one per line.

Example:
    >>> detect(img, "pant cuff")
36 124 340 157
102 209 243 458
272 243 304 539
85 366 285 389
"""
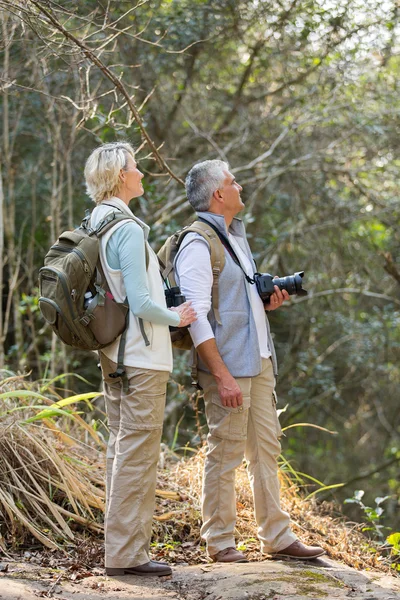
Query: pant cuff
260 532 297 554
206 538 237 557
105 551 149 568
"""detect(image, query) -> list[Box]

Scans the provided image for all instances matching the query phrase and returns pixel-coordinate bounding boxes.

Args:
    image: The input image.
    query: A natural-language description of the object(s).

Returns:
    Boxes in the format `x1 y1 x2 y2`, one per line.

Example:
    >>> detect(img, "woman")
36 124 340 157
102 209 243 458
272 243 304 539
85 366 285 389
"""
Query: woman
84 142 196 577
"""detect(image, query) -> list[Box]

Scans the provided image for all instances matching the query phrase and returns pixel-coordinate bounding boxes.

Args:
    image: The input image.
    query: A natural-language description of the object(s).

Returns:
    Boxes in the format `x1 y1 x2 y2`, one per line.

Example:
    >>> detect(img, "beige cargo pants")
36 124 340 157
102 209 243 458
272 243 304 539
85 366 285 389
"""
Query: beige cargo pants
198 358 297 557
99 353 169 569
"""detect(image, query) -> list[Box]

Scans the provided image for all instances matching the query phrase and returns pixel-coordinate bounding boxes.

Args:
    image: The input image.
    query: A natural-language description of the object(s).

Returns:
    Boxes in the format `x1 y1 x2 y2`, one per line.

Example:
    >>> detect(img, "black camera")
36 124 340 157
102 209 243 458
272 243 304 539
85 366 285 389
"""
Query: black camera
165 286 186 308
254 271 308 303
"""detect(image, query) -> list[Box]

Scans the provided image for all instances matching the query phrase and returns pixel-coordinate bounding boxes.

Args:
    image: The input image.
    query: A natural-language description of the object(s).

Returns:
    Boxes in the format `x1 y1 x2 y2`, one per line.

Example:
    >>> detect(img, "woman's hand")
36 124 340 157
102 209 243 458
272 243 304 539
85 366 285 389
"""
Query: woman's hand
170 301 197 327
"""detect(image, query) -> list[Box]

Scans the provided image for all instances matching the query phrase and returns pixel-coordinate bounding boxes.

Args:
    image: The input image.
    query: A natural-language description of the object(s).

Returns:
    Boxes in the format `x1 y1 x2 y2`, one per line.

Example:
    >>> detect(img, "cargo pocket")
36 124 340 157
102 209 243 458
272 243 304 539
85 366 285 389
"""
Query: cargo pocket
124 369 169 430
272 390 283 439
99 353 122 388
208 392 251 440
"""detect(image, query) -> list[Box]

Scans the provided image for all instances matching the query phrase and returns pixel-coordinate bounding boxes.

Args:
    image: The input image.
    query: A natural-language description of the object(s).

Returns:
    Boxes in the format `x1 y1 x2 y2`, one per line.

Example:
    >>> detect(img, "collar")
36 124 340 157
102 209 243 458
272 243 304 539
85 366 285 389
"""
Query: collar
196 211 246 238
102 196 150 239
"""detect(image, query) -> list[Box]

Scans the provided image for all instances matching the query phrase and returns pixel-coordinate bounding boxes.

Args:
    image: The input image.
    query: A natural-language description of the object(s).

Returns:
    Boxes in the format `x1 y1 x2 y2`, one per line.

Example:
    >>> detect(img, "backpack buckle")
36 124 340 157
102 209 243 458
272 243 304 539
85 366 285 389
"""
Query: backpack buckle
109 367 126 379
94 285 106 305
79 314 92 326
81 209 91 230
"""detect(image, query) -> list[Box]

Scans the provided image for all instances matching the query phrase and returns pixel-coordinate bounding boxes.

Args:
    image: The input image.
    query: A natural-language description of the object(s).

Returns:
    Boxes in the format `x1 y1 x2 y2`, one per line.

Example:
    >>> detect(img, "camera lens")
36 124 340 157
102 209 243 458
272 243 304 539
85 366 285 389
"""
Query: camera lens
277 271 307 297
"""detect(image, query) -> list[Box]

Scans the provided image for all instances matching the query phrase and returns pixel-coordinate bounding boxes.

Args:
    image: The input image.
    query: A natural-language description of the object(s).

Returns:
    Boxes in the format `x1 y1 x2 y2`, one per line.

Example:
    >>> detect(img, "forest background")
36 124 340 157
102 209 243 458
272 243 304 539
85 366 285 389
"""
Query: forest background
0 0 399 537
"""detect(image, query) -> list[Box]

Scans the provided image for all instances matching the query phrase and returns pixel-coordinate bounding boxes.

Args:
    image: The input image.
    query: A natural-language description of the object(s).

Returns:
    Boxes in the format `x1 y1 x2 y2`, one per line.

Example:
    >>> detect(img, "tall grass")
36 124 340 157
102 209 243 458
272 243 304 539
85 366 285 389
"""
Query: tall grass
0 372 105 551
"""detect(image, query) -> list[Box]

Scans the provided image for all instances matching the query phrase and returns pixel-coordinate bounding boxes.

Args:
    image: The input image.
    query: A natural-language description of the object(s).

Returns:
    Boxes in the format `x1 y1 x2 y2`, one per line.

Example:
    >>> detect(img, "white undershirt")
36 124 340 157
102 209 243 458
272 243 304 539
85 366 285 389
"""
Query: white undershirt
175 232 270 359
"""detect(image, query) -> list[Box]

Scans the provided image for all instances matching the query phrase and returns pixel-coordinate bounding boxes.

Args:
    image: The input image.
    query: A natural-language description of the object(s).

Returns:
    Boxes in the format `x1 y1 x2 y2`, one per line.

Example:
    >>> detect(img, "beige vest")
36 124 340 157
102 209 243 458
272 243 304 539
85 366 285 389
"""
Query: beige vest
91 197 173 372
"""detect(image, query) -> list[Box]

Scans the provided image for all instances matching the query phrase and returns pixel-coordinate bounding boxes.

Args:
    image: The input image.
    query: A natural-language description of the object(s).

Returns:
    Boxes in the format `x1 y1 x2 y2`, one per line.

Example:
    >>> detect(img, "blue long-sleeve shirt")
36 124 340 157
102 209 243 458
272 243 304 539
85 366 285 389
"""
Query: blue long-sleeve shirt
106 221 180 327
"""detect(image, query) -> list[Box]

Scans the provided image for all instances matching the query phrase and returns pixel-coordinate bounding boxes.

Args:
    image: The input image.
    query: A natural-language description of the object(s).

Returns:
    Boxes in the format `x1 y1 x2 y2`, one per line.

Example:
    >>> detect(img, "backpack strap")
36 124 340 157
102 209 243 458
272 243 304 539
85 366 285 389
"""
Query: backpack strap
177 221 226 326
93 212 150 269
112 310 131 393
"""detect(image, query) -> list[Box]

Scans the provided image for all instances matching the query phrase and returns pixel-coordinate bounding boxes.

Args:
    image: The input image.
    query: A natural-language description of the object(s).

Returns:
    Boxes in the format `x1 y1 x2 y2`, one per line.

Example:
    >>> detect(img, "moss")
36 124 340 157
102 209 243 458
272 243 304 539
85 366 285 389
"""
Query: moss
9 571 43 581
8 567 64 581
297 583 329 596
238 569 344 590
292 569 344 588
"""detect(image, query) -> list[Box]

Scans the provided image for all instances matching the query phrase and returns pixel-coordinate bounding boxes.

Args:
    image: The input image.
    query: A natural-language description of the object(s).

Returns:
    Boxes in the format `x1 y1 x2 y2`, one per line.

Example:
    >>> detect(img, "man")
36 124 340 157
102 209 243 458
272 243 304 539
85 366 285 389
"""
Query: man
175 160 325 563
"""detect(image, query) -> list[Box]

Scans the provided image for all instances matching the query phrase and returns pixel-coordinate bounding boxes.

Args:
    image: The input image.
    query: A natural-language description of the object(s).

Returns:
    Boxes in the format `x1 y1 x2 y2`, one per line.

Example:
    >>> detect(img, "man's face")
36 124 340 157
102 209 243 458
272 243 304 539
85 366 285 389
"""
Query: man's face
220 170 244 215
122 155 144 198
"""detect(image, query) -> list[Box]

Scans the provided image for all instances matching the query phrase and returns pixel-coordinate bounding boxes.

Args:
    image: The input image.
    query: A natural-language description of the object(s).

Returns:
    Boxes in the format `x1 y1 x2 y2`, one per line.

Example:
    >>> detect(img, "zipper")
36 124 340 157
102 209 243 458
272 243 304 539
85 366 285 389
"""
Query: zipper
41 274 57 283
138 317 150 347
74 247 90 273
51 245 73 253
50 245 91 274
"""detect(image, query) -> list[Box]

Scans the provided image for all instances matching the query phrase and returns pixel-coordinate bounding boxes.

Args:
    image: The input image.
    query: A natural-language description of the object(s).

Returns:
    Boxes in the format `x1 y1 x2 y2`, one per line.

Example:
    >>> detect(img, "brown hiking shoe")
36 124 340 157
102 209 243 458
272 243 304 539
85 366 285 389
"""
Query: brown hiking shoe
210 547 248 563
271 540 325 560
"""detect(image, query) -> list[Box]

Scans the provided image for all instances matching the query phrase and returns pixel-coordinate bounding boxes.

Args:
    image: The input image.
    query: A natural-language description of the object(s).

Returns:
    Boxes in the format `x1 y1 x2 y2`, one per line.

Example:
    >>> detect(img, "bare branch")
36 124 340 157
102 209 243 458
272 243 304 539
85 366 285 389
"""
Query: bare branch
25 0 184 185
292 288 400 307
233 128 289 173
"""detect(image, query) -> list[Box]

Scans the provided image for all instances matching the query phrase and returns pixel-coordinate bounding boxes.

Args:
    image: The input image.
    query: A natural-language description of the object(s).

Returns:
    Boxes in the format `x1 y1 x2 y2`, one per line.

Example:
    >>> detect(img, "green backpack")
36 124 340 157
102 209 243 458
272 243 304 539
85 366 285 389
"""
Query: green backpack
38 210 144 382
158 220 226 350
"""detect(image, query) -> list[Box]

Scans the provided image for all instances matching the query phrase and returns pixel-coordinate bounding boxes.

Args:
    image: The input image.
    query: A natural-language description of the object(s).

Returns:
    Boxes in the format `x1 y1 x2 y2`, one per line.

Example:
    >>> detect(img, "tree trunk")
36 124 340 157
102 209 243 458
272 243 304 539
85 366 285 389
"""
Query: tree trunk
0 167 4 370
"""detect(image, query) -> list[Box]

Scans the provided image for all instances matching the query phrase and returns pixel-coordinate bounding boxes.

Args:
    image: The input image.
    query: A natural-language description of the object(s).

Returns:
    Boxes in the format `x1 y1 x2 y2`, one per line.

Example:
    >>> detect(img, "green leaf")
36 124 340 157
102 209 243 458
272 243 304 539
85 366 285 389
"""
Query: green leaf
0 390 51 403
0 404 51 417
22 407 80 423
306 483 345 499
375 496 390 505
39 372 94 393
49 392 103 411
387 532 400 551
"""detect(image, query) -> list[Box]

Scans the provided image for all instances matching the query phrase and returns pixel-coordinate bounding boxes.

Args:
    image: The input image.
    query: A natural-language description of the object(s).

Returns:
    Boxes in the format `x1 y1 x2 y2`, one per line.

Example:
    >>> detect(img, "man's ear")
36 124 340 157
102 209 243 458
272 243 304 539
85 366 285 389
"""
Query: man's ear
212 189 223 202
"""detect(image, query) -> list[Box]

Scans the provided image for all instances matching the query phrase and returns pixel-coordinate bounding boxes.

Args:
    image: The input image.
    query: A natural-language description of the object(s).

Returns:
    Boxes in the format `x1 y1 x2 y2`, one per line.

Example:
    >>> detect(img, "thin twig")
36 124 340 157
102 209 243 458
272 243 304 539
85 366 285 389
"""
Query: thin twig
292 287 400 307
26 0 184 185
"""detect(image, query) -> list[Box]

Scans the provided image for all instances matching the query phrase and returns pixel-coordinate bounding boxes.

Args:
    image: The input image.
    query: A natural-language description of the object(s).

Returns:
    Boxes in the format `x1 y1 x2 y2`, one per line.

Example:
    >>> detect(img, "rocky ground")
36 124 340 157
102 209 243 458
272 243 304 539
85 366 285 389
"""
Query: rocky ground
1 556 400 600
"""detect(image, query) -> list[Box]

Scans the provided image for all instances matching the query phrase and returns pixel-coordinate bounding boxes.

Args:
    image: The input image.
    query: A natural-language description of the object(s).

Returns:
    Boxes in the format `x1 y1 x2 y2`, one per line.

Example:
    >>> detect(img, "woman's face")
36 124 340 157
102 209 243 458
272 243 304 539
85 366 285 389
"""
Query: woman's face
120 154 144 199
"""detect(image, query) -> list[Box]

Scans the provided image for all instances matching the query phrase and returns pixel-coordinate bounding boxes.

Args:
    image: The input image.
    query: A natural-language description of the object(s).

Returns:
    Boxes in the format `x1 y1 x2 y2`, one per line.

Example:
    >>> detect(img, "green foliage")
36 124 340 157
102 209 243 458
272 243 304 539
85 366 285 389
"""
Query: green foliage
342 491 400 571
344 490 391 540
387 532 400 572
0 0 399 535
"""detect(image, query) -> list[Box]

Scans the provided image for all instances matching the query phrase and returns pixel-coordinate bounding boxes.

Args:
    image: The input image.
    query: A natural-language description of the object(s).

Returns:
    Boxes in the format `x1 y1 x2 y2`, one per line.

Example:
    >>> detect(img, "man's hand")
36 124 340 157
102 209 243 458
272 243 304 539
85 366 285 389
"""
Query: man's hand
265 278 289 311
196 338 243 408
216 371 243 408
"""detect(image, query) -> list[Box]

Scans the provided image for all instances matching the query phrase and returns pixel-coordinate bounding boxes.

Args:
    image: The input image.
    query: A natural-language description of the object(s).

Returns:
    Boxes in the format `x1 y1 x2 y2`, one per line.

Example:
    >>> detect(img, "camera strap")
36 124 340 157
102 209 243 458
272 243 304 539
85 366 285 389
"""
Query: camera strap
197 217 255 284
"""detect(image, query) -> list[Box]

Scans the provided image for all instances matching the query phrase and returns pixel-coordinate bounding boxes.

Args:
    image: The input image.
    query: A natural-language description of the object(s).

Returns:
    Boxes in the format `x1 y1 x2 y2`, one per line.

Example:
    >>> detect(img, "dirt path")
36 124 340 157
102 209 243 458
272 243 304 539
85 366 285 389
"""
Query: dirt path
1 557 400 600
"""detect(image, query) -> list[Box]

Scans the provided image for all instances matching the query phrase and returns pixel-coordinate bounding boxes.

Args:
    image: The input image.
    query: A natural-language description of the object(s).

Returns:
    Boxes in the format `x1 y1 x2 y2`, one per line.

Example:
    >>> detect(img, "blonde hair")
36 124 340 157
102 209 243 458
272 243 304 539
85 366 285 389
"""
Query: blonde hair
84 142 135 204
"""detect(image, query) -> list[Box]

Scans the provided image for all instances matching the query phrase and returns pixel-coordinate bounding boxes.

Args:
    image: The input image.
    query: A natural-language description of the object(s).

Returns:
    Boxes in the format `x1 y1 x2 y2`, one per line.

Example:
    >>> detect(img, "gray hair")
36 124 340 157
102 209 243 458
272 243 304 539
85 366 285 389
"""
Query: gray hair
185 160 229 212
84 142 135 204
